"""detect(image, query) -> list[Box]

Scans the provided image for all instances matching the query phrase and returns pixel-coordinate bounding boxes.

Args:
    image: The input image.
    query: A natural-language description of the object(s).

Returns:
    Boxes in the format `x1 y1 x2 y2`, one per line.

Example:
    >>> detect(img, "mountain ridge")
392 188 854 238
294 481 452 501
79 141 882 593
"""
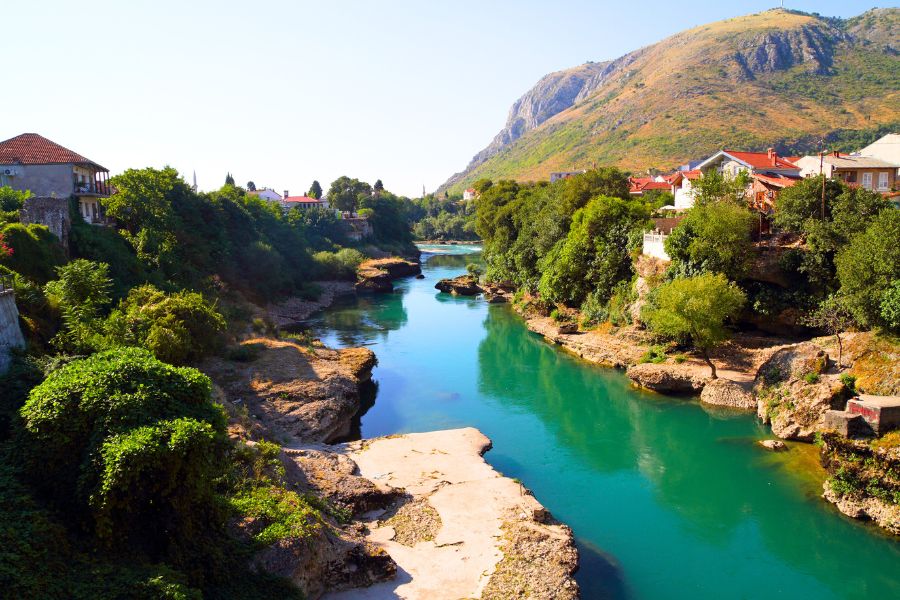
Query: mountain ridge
441 8 899 192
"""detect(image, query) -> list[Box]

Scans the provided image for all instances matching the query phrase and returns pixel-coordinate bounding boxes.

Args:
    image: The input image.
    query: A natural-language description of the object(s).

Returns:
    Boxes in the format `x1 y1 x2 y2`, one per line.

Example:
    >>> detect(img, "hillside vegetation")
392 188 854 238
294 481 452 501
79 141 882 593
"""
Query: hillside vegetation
442 8 899 192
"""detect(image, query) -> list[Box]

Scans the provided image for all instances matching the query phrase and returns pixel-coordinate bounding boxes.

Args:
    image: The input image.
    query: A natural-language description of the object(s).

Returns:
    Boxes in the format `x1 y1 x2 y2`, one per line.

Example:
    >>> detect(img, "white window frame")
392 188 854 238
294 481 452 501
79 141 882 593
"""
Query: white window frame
877 171 889 191
861 172 873 189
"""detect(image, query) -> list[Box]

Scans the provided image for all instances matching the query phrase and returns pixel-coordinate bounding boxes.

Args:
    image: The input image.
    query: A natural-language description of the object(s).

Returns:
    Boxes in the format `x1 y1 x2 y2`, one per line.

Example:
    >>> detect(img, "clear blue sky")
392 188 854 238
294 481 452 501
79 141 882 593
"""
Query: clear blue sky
4 0 882 197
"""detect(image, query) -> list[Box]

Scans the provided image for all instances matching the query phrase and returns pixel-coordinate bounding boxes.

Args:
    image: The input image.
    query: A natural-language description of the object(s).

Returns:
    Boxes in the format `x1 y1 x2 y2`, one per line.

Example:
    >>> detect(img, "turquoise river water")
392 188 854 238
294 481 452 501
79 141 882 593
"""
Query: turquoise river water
305 244 900 599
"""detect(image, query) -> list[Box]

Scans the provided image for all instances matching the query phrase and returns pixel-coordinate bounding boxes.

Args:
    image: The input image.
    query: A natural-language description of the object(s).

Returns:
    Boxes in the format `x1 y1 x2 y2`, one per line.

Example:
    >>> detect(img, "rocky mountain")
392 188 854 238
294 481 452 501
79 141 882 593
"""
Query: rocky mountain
441 8 899 193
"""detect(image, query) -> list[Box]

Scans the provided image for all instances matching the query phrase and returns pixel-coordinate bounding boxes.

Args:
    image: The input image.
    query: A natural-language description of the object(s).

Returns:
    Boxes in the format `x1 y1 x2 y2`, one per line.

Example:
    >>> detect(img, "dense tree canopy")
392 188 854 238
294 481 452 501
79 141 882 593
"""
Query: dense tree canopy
664 202 756 280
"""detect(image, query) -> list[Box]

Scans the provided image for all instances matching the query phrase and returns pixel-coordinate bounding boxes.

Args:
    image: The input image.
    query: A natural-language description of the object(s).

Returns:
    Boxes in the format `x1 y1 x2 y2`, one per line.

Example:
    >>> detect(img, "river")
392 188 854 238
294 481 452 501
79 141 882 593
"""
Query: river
305 245 900 599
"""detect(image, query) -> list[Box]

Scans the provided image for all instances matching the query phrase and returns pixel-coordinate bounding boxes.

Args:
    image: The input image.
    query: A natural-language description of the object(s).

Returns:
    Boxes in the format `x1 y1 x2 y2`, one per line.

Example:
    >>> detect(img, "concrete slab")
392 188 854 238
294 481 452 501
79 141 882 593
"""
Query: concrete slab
847 395 900 434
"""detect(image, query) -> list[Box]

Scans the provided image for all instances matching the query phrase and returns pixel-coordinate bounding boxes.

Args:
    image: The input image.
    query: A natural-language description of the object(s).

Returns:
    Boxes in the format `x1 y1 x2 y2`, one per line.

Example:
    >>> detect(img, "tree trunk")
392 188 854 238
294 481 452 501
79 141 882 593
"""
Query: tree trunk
835 333 843 370
702 349 717 379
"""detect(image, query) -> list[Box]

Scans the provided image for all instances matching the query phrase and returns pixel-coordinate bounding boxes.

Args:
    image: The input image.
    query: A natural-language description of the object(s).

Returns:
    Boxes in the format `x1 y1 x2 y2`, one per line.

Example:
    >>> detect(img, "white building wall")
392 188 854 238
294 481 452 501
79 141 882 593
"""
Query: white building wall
673 180 695 210
642 232 669 261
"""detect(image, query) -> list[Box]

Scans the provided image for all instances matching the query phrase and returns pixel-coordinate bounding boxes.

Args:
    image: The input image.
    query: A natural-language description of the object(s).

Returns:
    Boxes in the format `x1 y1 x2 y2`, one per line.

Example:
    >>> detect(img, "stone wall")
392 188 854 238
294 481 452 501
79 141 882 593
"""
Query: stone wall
20 196 71 247
0 289 26 374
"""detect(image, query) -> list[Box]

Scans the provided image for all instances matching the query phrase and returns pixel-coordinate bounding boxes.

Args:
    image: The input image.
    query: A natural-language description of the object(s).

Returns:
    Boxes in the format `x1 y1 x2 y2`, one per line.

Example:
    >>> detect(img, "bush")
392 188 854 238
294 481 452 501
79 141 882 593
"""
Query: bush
840 373 858 393
105 285 226 364
881 280 900 333
579 289 609 328
44 259 113 354
312 248 365 280
639 345 668 364
804 372 821 384
0 223 66 283
18 348 226 538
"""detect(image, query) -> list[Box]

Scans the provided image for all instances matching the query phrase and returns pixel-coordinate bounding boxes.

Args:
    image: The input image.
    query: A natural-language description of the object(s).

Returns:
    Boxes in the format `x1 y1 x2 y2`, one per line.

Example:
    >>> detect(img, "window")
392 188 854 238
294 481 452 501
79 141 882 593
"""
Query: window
862 172 873 189
878 172 889 191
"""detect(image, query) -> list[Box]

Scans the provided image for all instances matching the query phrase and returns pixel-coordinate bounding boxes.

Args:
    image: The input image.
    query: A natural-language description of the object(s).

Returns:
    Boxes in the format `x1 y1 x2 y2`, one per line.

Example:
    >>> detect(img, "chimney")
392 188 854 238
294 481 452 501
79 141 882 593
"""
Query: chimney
833 150 840 158
767 148 777 165
284 190 289 199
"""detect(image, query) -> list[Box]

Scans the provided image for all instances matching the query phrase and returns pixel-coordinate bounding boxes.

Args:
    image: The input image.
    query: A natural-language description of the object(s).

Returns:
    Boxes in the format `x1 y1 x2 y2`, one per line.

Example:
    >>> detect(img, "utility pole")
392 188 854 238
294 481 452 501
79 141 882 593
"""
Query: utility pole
819 141 826 220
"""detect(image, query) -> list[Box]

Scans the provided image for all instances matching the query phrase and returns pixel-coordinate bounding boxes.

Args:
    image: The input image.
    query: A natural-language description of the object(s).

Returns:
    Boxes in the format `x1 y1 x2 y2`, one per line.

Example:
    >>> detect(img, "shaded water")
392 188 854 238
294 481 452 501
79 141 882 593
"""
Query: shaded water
305 246 900 599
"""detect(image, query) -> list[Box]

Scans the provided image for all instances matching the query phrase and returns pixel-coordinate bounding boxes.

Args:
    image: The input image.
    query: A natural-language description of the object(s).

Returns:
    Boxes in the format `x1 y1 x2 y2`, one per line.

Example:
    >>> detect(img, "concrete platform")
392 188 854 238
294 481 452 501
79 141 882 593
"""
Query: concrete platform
822 410 874 439
846 395 900 435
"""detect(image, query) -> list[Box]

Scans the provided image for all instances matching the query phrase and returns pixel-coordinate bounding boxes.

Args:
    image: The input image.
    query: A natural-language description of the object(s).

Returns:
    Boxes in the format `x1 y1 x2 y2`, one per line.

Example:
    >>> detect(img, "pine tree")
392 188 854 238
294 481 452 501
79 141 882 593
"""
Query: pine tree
246 181 256 191
308 180 323 199
225 172 235 186
374 179 384 192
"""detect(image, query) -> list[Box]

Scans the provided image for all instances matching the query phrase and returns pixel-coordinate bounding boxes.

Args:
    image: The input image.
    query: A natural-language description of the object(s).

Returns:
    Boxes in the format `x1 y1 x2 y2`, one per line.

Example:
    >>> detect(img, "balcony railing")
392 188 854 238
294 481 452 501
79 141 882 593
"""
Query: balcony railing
74 181 111 196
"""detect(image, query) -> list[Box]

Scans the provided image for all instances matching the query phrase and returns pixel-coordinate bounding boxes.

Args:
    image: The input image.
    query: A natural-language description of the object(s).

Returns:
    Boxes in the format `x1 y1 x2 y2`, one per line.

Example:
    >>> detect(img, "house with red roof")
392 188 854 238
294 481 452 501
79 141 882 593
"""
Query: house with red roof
280 191 327 211
696 148 802 233
628 176 671 196
463 188 478 201
0 133 111 224
668 170 701 210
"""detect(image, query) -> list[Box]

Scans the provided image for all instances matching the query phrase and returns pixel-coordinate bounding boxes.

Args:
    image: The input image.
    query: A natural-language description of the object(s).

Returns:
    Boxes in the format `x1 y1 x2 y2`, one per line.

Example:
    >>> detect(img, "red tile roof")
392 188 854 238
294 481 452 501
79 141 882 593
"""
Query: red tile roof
629 177 671 193
283 196 324 204
723 150 799 170
752 173 801 188
0 133 106 169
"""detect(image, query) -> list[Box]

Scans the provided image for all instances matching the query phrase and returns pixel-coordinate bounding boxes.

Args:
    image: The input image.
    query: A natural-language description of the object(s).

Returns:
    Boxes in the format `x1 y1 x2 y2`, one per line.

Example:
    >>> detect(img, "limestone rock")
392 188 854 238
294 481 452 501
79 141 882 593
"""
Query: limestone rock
356 258 421 293
756 341 829 384
435 275 482 296
700 378 756 410
758 439 787 451
627 363 708 394
823 480 900 536
765 377 849 441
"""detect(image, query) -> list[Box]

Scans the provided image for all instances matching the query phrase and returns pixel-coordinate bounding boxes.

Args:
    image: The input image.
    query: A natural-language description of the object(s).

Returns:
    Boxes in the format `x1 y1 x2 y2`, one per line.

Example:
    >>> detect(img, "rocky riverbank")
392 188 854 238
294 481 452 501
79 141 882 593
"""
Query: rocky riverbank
356 258 421 292
325 428 578 600
206 308 578 597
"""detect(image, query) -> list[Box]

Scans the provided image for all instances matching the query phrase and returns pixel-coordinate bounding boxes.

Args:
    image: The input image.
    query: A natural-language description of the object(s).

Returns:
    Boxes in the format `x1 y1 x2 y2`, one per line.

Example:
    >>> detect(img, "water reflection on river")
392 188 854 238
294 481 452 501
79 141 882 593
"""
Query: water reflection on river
304 246 900 600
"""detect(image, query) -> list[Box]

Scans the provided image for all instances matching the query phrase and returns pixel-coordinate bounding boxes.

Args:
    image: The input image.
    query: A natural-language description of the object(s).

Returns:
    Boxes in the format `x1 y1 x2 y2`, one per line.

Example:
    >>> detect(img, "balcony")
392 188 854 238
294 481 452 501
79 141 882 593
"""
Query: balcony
74 181 111 196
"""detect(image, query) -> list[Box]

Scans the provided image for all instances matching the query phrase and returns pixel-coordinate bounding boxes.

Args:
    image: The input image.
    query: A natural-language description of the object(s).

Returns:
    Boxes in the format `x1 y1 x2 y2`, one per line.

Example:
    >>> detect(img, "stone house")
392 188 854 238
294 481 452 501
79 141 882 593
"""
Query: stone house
549 170 587 183
0 133 111 225
794 151 898 193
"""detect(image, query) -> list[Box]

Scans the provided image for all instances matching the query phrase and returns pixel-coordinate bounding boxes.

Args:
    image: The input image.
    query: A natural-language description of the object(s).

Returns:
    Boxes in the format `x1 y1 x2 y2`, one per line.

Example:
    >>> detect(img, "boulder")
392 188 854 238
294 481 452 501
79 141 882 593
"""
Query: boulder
758 439 787 451
756 341 828 384
764 377 849 441
700 378 756 410
356 258 421 293
556 322 578 335
435 275 482 296
626 363 708 394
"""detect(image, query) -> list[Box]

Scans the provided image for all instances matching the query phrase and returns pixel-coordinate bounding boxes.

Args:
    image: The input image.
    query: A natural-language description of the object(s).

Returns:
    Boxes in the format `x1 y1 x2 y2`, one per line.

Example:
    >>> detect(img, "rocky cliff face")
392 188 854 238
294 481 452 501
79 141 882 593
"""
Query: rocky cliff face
441 8 899 192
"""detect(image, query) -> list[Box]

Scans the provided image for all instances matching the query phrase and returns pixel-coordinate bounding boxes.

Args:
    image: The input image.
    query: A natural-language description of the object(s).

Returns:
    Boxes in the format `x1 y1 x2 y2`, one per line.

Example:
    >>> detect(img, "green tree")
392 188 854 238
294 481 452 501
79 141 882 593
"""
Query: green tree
327 176 371 213
104 167 188 268
693 169 750 206
643 273 746 377
538 195 649 306
225 172 235 186
374 179 384 192
835 210 900 328
0 186 30 224
0 223 67 283
802 294 856 368
246 181 256 191
881 281 900 333
307 180 323 199
664 202 756 280
472 178 493 194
